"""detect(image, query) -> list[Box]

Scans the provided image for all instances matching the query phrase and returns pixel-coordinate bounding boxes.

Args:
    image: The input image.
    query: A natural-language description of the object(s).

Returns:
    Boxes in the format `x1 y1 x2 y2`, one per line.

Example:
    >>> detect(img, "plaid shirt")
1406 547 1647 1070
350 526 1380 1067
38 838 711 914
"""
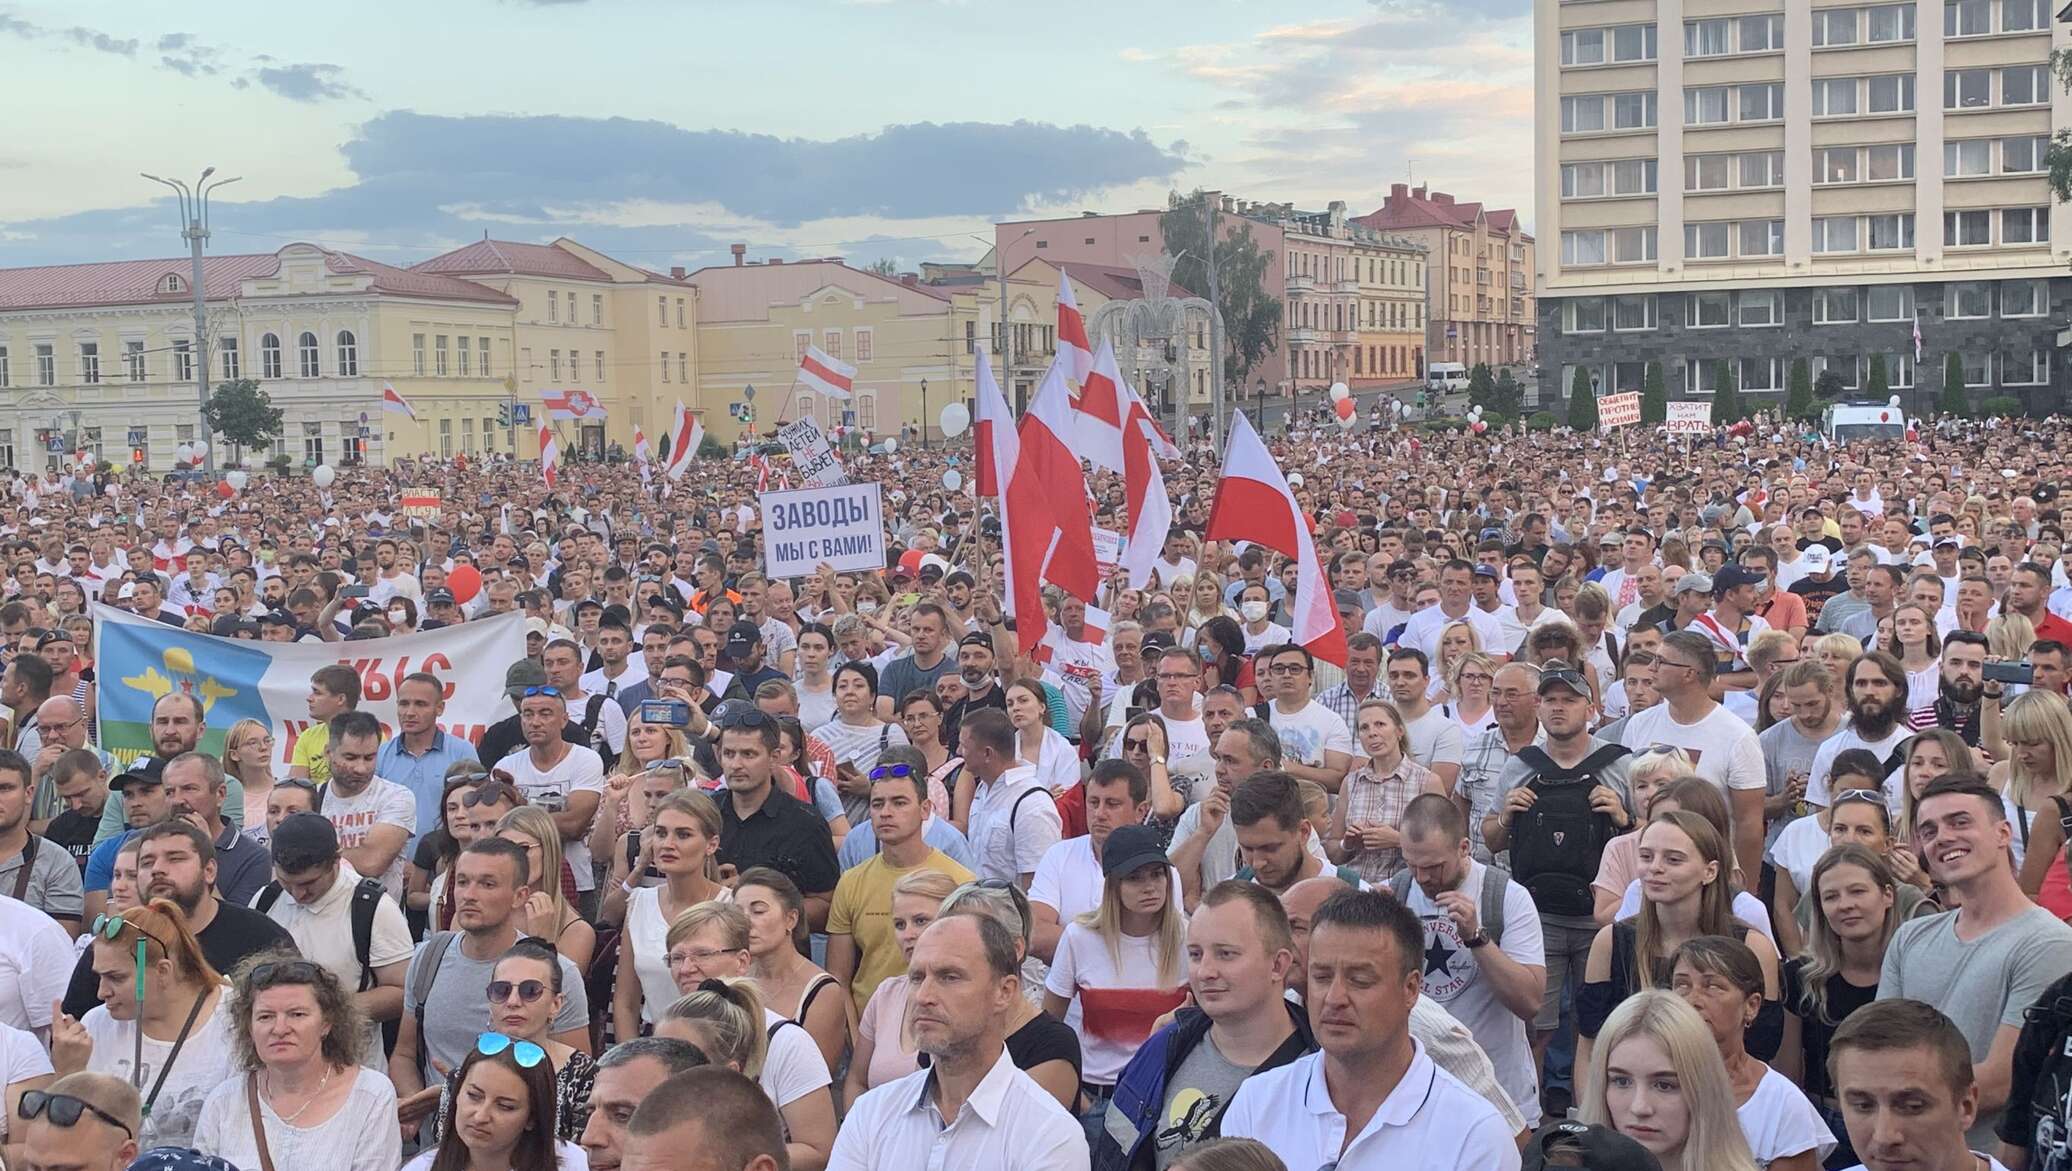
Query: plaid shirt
1316 680 1384 732
1340 755 1439 883
1459 725 1545 863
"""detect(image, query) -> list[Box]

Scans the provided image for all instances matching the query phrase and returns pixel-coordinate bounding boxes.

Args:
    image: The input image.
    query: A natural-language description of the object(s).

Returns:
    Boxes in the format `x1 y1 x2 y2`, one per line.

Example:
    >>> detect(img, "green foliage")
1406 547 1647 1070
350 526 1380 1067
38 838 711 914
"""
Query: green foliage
1467 363 1496 409
1567 367 1598 431
1163 191 1284 393
1814 370 1846 400
698 433 728 459
1979 395 2024 418
1527 411 1558 431
865 258 899 276
1640 361 1666 425
203 379 284 452
1867 354 1889 399
1709 360 1742 426
266 453 292 474
1493 369 1523 419
1941 352 1968 417
1785 358 1814 422
1421 419 1468 433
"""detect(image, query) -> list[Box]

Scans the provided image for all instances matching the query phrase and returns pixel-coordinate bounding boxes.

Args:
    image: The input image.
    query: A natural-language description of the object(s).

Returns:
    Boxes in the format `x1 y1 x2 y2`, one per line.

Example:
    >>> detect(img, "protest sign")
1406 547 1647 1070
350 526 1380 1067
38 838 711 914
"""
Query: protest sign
1599 392 1642 430
1092 527 1123 575
400 491 441 519
760 481 886 578
93 604 525 767
1666 401 1712 434
778 418 845 486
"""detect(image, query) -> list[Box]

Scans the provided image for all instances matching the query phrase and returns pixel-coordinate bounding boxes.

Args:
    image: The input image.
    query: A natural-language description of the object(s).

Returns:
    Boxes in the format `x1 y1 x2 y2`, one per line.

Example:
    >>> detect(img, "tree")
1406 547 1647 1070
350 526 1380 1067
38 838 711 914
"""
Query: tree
1162 190 1284 395
203 379 283 453
865 258 899 277
1568 366 1598 431
1467 362 1496 410
1867 354 1889 399
1709 360 1743 426
1814 369 1846 400
1641 361 1667 425
1785 358 1814 422
1493 369 1522 420
1941 352 1969 417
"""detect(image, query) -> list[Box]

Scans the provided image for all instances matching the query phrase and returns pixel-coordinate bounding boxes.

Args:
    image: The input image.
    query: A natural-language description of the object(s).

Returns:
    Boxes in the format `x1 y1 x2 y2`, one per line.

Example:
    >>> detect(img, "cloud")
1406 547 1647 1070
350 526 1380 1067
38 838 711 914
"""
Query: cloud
244 62 365 102
0 14 136 55
156 31 222 76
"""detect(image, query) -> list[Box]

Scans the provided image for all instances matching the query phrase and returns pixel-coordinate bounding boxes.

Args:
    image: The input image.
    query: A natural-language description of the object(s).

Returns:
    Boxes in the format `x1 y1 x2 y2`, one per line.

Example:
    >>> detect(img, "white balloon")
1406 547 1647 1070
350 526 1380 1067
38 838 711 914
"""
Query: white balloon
174 443 194 464
942 470 963 492
1328 382 1350 403
938 402 971 438
225 470 249 491
883 437 899 454
1336 413 1357 430
192 440 208 457
312 464 336 488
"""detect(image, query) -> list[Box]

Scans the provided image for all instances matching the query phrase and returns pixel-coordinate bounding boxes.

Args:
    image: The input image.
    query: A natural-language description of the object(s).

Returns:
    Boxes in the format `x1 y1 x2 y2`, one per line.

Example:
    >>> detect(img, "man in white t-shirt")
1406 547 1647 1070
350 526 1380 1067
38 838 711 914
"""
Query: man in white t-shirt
0 888 71 1042
493 687 606 910
318 712 416 901
1804 651 1915 808
1262 645 1355 794
1620 629 1767 884
1029 761 1182 963
1386 647 1465 791
257 812 412 1064
1150 532 1199 592
1046 596 1118 731
1396 562 1504 662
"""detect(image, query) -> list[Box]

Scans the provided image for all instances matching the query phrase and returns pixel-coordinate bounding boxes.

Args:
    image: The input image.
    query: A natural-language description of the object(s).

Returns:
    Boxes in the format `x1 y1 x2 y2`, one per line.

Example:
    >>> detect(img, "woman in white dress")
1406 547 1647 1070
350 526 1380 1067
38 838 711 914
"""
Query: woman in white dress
1005 678 1076 796
192 953 400 1171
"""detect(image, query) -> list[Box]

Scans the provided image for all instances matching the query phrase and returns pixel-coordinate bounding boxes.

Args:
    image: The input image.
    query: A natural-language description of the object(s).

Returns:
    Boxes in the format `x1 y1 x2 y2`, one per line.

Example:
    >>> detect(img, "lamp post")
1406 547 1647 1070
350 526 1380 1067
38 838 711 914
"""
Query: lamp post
1254 378 1266 431
919 377 929 448
141 168 240 476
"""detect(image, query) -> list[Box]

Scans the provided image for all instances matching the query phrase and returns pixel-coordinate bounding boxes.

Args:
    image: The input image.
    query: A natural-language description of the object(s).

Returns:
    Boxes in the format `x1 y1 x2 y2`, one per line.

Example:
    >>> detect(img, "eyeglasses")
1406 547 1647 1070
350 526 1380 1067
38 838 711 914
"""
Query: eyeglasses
521 686 562 699
1653 658 1700 672
17 1093 132 1138
476 1032 547 1068
486 979 549 1004
1123 736 1152 752
463 782 524 808
90 912 169 953
1267 663 1308 676
249 960 322 984
665 947 747 967
868 763 914 781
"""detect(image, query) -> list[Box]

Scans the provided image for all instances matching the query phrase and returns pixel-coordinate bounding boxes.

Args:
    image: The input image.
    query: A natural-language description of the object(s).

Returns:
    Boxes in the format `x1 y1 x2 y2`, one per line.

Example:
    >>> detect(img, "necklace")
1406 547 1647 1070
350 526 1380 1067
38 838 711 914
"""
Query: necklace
265 1065 336 1125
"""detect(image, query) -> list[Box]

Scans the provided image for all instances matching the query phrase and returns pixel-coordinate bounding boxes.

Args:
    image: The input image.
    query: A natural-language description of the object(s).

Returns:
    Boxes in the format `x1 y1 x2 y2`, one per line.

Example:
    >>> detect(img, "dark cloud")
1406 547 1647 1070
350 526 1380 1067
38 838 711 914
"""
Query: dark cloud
246 62 364 102
1 111 1189 267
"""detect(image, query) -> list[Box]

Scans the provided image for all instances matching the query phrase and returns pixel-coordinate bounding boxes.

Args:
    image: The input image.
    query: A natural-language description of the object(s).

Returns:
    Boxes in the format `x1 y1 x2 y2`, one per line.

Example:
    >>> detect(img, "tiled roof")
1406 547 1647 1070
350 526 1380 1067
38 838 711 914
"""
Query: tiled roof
0 246 516 312
1056 261 1198 302
411 238 612 282
1356 194 1529 241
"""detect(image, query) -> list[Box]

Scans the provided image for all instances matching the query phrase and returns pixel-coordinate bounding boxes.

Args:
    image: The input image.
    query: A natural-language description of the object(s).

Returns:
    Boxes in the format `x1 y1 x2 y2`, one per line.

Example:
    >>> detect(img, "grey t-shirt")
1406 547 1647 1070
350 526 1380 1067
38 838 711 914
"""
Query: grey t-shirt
1150 1032 1253 1170
1879 905 2072 1150
402 932 589 1083
1757 719 1826 848
0 835 84 921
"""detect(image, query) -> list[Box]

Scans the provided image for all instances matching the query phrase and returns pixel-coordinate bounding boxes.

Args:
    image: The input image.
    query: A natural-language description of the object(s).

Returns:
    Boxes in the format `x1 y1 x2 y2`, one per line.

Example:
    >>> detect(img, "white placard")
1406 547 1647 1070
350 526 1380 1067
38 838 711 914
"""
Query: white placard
1665 401 1712 434
1599 392 1642 430
777 418 845 486
761 481 886 578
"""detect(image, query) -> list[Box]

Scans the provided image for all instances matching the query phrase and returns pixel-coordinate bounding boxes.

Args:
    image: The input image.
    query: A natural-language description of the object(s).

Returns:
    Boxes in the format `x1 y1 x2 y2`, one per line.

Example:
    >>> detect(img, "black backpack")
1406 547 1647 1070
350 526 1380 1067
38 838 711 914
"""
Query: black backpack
1506 743 1630 918
255 876 387 991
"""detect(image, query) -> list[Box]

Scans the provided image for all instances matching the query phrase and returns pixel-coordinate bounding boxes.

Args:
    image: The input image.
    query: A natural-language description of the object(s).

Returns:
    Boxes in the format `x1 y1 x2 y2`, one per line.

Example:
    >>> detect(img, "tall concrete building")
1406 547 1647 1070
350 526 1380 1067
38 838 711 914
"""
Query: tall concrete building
1535 0 2072 410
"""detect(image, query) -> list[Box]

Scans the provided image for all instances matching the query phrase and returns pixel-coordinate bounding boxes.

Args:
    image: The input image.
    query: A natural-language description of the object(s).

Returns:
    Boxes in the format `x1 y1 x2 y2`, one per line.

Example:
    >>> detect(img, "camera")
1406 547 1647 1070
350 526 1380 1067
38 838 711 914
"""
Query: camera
639 698 692 728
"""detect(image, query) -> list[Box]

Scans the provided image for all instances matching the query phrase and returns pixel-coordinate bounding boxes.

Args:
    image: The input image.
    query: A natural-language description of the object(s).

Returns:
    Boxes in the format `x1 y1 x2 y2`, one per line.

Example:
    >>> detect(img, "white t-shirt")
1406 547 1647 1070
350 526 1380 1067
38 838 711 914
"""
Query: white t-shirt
1269 700 1355 769
1737 1065 1838 1167
194 1065 401 1171
1804 724 1911 807
760 1007 834 1107
1240 621 1293 654
1398 605 1505 662
83 996 238 1150
0 1021 50 1141
402 1140 588 1171
494 745 607 892
0 896 72 1036
1048 635 1118 726
1405 706 1467 773
1397 862 1547 1126
1765 814 1831 895
255 861 414 1063
1453 705 1499 740
1027 837 1183 930
319 777 417 900
1044 920 1189 1085
1618 703 1767 795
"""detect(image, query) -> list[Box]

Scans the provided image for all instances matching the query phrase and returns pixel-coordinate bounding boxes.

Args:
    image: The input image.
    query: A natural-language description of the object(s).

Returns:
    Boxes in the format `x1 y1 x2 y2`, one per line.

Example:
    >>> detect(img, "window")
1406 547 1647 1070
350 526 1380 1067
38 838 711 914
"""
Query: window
2004 0 2049 30
1867 144 1914 181
1612 92 1656 129
410 334 424 377
2003 206 2049 244
1868 286 1915 321
1686 86 1730 125
1686 154 1730 190
435 335 449 376
1948 282 1993 317
215 337 237 380
1946 0 1992 34
1566 299 1606 332
547 291 558 323
77 342 98 384
856 329 874 361
1739 13 1783 50
1816 147 1859 184
1562 230 1606 266
1613 295 1655 330
591 294 603 325
1813 356 1862 390
438 419 451 458
1960 353 1992 387
1813 78 1859 117
520 347 531 380
1945 210 1992 245
1563 28 1606 63
480 337 493 377
1565 160 1657 196
1688 292 1731 327
678 352 688 383
1869 352 1917 387
171 339 192 382
1867 214 1915 250
1946 69 1992 108
676 298 686 328
1685 222 1731 259
158 274 183 294
1813 8 1859 45
549 349 562 380
1868 3 1916 39
658 296 668 327
1813 288 1860 323
1739 83 1784 121
333 331 357 377
461 417 475 455
1686 360 1724 394
795 332 813 360
1868 74 1915 112
858 393 877 430
1947 139 1992 175
1685 18 1729 56
1740 219 1785 256
2005 350 2051 385
2002 279 2049 316
456 336 471 377
658 351 668 382
2005 65 2049 105
1814 216 1860 253
125 340 145 381
1740 290 1783 326
1740 151 1785 187
1613 226 1657 263
1741 357 1784 391
2004 135 2049 172
293 331 316 378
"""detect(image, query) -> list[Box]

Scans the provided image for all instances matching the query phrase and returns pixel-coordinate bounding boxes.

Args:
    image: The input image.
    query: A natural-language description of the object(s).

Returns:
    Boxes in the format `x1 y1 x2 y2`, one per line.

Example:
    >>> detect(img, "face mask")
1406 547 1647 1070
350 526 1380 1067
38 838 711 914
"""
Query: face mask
858 600 879 616
1240 600 1270 623
389 610 408 625
960 667 990 688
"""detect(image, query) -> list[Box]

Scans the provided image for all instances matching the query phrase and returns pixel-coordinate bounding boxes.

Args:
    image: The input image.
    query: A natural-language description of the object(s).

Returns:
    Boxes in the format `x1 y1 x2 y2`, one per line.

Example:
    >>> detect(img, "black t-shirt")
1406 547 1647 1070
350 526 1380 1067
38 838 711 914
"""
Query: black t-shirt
919 1013 1082 1079
1790 575 1847 626
715 786 840 897
476 716 587 775
1782 956 1878 1105
1999 970 2072 1160
63 899 298 1017
45 809 97 873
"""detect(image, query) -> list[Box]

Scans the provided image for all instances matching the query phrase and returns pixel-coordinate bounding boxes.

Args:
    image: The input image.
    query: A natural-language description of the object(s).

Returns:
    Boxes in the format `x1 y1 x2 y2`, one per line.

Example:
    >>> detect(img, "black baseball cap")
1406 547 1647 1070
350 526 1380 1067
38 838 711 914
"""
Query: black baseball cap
111 756 166 793
1711 565 1765 593
724 620 763 654
1522 1121 1663 1171
1101 824 1169 879
958 631 994 652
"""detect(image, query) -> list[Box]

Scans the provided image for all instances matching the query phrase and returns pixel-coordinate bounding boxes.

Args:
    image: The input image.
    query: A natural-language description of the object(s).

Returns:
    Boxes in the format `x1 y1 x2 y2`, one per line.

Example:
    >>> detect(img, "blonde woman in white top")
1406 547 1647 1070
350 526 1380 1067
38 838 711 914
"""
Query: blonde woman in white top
613 790 729 1033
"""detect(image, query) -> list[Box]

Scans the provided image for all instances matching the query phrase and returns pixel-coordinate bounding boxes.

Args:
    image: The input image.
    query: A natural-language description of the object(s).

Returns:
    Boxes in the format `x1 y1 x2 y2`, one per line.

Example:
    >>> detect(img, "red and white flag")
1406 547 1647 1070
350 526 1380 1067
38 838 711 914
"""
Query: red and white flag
975 346 1017 498
541 389 606 421
632 424 652 483
798 346 855 401
1117 379 1173 590
1056 270 1093 394
1072 338 1127 474
380 382 417 421
1204 411 1347 666
661 402 702 482
538 423 560 489
993 355 1100 661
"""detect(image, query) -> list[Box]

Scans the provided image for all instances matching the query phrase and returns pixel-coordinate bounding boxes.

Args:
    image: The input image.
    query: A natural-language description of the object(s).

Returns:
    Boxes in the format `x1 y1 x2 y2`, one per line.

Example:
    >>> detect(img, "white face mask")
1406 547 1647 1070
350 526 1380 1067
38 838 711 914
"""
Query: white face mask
389 610 409 625
1240 600 1270 624
858 600 879 616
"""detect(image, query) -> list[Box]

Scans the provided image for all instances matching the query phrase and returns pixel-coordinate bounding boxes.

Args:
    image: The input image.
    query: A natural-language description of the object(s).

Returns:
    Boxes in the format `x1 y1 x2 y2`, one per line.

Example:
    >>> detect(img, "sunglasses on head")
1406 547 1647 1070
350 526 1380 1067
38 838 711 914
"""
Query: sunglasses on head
521 685 562 699
250 959 322 984
722 709 773 730
90 912 169 953
464 781 524 808
476 1031 547 1068
868 763 914 781
18 1092 131 1138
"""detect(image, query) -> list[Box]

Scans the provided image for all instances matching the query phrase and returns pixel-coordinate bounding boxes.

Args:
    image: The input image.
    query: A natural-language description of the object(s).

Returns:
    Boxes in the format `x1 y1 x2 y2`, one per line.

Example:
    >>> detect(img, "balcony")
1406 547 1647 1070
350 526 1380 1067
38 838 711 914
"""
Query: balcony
1331 278 1360 294
1511 272 1526 290
1286 274 1318 293
1286 327 1322 344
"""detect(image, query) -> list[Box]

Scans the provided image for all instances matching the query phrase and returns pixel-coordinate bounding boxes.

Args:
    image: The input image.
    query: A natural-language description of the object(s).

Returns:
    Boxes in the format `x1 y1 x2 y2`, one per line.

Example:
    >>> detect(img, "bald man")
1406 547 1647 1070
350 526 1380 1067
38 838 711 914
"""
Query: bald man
623 1068 787 1171
26 696 111 828
20 1072 139 1171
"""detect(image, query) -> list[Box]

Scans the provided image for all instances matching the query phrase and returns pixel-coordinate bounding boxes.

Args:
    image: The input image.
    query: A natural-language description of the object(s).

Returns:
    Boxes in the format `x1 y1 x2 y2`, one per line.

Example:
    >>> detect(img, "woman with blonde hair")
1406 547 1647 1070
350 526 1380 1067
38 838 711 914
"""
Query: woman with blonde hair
1809 633 1863 678
495 807 596 975
1447 649 1499 737
842 868 961 1101
1431 620 1480 704
1667 936 1833 1170
1180 570 1231 642
221 719 277 842
1893 728 1971 850
611 789 728 1033
1327 698 1437 883
1577 989 1760 1171
1989 690 2072 911
1988 610 2038 665
1590 748 1695 924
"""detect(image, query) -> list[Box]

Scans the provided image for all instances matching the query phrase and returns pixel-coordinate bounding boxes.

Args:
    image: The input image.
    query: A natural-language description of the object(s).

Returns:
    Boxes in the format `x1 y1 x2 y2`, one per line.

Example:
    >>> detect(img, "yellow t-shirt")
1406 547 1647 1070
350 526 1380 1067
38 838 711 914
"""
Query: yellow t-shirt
827 847 974 1012
290 723 332 783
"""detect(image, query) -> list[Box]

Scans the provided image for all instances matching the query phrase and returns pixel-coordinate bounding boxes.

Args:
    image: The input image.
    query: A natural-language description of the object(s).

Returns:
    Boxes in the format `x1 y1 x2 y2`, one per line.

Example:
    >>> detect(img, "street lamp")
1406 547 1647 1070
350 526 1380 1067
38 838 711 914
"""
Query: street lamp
1254 378 1267 430
919 378 929 449
141 167 241 476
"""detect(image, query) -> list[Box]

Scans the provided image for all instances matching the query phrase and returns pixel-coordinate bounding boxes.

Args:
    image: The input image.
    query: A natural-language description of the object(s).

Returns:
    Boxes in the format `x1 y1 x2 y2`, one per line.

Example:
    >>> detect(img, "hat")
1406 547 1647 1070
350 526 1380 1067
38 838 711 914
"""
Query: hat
524 617 550 638
504 657 547 697
117 582 136 599
1521 1122 1662 1171
1101 824 1169 879
1798 546 1832 573
1141 630 1177 653
1537 659 1591 698
427 588 456 606
724 620 763 654
209 616 245 638
918 554 950 580
127 1149 242 1171
1471 563 1499 580
111 756 166 793
1934 535 1961 550
1711 565 1764 593
257 609 294 628
268 812 339 867
894 549 924 579
1332 589 1363 611
33 629 71 650
1672 571 1714 597
958 631 994 652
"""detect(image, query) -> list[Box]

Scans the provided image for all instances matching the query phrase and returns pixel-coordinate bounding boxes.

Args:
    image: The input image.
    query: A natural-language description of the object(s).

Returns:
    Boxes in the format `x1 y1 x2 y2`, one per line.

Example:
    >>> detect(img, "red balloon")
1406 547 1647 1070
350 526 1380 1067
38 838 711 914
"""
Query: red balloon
448 564 483 604
1333 397 1357 421
215 480 235 499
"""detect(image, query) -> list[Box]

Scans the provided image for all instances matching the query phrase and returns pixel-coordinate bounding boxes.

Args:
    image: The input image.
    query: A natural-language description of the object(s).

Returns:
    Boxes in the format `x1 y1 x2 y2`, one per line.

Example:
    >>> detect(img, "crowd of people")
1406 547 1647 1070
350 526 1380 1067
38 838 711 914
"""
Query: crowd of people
0 409 2068 1171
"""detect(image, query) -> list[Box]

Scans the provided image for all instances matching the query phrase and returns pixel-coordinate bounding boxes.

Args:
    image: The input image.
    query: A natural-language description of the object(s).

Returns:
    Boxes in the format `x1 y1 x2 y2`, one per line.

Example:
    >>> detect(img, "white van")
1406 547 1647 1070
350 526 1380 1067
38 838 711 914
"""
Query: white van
1823 399 1907 444
1427 363 1469 393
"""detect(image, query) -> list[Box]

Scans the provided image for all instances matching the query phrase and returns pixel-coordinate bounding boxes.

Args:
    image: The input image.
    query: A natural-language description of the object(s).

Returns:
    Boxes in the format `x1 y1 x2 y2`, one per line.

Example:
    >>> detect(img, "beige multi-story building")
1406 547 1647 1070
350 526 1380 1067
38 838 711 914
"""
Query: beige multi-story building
1535 0 2072 407
1240 201 1429 393
1357 184 1536 371
1352 223 1429 387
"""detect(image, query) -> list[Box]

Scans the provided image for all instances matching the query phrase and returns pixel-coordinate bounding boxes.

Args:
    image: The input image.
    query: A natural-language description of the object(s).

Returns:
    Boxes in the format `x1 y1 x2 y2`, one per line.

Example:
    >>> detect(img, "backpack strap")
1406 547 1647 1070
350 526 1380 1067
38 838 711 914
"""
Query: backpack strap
1007 785 1049 836
11 835 36 903
581 694 608 736
254 882 284 916
349 878 384 992
1387 870 1413 904
410 931 457 1044
1478 863 1511 949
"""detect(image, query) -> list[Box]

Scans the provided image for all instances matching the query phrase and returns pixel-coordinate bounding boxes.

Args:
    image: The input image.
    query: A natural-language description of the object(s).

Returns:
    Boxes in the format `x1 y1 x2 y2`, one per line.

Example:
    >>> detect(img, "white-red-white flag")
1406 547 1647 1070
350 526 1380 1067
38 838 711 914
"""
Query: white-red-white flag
539 423 560 490
1204 412 1346 666
975 347 1017 498
381 382 417 421
663 402 702 482
632 424 652 484
1056 269 1093 393
1117 379 1173 590
1072 338 1128 474
798 346 855 401
1001 359 1100 660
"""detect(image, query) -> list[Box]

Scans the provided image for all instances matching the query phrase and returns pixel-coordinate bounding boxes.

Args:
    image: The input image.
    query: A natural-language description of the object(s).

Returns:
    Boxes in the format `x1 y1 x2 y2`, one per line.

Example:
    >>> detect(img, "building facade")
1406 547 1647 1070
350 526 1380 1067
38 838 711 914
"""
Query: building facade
1242 201 1429 392
1357 184 1536 370
1535 0 2072 409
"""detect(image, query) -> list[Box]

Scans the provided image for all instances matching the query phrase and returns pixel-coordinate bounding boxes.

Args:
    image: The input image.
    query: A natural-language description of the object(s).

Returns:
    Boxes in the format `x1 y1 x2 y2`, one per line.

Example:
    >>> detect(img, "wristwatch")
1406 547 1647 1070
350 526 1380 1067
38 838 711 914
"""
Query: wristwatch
1461 932 1490 949
1150 753 1168 767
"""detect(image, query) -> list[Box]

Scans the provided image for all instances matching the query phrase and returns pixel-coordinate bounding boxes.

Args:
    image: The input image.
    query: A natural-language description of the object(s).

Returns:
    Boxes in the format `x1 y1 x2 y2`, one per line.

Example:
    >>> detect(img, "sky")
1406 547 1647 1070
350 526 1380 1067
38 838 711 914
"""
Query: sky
0 0 1532 273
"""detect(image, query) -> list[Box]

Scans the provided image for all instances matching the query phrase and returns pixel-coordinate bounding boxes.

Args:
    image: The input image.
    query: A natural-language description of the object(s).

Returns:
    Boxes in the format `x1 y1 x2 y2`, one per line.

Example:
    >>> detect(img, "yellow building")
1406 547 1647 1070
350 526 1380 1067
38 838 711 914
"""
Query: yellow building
1357 183 1536 370
1350 224 1429 388
0 242 517 472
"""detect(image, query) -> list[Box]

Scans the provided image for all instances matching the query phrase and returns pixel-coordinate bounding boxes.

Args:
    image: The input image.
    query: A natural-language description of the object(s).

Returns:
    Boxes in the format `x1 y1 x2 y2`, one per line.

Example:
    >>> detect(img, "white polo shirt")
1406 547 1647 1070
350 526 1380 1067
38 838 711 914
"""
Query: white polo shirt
966 764 1062 884
1221 1041 1521 1171
828 1043 1087 1171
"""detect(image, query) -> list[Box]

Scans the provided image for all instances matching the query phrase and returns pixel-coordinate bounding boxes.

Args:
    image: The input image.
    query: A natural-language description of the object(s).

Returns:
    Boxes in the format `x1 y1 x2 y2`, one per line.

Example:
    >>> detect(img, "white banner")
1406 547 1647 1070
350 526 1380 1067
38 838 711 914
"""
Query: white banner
761 482 886 579
1599 392 1642 431
1092 527 1123 575
1665 401 1712 434
777 418 845 486
92 603 527 765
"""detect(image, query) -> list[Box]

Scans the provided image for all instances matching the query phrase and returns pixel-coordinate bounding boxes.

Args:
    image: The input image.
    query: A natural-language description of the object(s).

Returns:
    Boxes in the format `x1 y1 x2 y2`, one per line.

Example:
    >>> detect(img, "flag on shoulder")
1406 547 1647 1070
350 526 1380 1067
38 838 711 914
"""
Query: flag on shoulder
798 346 855 401
539 423 560 489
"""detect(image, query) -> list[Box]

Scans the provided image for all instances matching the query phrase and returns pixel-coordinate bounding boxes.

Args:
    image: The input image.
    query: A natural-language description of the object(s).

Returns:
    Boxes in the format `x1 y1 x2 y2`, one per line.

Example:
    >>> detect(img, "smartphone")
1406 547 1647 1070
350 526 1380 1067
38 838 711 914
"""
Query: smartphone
639 698 692 728
340 584 371 600
1984 660 2035 686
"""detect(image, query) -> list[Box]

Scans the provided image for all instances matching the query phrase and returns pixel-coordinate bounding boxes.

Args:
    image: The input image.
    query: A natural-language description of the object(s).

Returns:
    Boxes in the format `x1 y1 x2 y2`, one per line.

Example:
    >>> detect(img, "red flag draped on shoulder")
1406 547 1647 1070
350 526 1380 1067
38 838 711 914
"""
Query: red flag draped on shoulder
632 424 652 484
1204 411 1346 666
